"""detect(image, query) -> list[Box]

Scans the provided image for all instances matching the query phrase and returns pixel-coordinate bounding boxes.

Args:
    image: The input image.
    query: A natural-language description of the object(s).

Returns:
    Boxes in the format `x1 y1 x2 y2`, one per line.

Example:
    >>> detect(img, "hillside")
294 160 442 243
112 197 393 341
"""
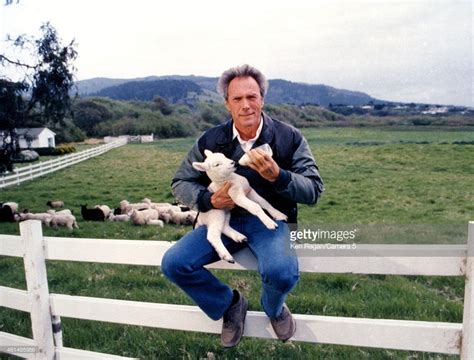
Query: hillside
92 79 203 103
78 76 380 106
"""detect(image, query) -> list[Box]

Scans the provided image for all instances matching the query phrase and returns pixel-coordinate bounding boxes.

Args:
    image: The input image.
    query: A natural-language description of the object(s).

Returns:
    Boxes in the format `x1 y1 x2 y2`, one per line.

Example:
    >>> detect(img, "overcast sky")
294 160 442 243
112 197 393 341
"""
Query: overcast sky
1 0 472 106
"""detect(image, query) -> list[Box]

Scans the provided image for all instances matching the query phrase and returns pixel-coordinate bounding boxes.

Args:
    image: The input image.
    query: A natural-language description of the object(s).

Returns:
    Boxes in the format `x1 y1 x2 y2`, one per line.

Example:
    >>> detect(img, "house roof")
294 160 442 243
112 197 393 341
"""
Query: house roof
15 128 56 137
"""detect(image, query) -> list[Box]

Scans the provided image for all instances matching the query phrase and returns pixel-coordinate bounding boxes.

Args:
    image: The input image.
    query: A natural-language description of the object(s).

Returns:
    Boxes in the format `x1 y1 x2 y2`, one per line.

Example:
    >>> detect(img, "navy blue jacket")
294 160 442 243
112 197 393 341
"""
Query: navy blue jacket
171 112 324 223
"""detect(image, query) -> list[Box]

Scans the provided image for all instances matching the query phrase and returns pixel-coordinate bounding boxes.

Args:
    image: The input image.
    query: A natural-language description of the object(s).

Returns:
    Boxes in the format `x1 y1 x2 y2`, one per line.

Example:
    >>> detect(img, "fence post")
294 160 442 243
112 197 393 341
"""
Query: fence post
21 220 55 359
462 221 474 359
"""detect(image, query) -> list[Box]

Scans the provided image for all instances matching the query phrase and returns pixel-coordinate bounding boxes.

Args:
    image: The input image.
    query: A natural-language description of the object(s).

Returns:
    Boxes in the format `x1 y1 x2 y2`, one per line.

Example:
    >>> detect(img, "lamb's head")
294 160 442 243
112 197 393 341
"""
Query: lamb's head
193 150 236 183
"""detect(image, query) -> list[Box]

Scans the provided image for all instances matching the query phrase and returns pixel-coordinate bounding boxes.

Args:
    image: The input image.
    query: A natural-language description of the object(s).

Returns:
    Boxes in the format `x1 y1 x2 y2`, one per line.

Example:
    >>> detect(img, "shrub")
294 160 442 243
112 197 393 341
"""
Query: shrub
33 145 76 156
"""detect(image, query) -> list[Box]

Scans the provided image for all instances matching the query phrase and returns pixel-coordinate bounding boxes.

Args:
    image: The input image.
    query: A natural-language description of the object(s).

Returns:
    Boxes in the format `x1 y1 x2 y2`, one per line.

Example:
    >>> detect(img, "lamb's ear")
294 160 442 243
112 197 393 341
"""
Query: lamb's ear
192 161 207 172
204 149 213 158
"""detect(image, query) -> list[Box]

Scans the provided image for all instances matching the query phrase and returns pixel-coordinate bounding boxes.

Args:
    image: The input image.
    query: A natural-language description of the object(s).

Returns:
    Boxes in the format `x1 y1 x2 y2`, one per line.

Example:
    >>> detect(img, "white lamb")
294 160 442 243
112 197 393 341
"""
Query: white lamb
192 150 287 263
47 209 73 216
109 214 130 222
50 214 79 230
130 208 163 226
19 212 53 226
120 200 151 215
169 209 197 225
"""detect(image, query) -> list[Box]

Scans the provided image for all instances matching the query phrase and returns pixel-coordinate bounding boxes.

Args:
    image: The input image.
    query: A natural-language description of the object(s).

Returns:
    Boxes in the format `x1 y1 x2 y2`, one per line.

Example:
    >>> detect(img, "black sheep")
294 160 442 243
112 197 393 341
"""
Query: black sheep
80 204 105 221
0 204 15 222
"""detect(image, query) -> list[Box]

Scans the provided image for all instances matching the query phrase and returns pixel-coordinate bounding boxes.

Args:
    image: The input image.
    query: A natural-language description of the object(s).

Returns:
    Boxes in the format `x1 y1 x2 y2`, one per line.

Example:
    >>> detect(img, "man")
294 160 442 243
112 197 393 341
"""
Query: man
161 64 323 347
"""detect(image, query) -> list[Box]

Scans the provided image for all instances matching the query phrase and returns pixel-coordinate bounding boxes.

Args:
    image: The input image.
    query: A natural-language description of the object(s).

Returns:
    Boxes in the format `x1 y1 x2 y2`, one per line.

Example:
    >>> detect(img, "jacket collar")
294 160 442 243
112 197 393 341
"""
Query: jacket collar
216 111 275 146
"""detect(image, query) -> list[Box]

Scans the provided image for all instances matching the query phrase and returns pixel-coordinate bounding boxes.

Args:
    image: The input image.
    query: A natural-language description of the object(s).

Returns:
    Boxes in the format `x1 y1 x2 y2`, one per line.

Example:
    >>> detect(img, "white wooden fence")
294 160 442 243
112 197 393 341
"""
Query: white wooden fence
0 220 473 359
0 139 127 189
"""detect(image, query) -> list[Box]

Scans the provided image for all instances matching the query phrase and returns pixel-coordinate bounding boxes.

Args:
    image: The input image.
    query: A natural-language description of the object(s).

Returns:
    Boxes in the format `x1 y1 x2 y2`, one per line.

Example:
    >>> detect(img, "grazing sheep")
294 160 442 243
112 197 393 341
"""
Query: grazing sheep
80 204 105 221
19 212 53 226
192 150 287 263
46 200 64 209
119 200 150 215
130 208 159 225
95 205 111 219
50 214 79 230
109 214 130 222
0 202 18 222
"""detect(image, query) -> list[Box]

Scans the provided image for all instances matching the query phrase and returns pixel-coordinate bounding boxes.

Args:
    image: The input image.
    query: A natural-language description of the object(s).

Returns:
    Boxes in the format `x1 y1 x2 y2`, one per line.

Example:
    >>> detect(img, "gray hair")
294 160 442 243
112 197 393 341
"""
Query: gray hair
217 64 269 100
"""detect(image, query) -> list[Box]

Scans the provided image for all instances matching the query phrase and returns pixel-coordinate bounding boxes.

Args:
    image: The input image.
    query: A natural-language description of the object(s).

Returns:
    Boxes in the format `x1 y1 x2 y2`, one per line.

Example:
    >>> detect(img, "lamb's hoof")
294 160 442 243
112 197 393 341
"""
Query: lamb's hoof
264 220 278 230
273 213 288 222
233 235 247 243
221 254 235 263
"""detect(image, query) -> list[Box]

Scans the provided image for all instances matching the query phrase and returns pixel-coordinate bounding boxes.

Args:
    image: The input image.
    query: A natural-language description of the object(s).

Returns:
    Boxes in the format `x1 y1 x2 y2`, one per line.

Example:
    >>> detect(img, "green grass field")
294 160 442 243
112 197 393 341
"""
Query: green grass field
0 128 473 359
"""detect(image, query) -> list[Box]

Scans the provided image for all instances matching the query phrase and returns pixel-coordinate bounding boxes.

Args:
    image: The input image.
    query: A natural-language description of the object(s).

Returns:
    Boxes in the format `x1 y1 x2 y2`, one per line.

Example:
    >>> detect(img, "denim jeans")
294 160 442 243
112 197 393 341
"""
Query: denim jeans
161 215 299 321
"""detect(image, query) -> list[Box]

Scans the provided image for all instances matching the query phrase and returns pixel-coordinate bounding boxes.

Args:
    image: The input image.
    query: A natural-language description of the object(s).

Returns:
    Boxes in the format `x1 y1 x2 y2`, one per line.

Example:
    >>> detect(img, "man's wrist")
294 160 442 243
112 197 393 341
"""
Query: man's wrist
197 190 214 211
272 169 291 189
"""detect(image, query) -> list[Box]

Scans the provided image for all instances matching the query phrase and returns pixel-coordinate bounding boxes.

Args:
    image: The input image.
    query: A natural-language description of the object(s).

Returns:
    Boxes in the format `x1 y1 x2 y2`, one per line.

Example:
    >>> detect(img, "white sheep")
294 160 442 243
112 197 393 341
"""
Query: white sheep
142 198 173 209
50 214 79 230
120 200 151 215
109 214 130 222
47 209 73 216
192 150 287 263
47 200 64 209
169 209 197 225
130 208 160 225
146 219 164 227
19 212 53 226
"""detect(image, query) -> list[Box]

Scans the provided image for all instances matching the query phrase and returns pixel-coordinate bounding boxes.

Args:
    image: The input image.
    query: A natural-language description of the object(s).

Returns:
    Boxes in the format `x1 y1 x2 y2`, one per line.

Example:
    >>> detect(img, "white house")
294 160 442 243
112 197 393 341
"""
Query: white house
0 128 56 149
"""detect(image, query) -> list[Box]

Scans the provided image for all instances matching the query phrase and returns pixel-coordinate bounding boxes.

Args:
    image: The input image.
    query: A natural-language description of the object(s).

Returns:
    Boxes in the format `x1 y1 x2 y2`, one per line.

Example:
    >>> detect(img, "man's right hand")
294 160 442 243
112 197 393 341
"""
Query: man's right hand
211 182 236 209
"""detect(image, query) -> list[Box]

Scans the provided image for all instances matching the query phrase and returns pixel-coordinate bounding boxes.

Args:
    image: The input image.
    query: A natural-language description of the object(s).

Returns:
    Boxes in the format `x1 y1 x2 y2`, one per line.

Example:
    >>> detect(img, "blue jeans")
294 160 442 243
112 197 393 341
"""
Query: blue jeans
161 216 299 321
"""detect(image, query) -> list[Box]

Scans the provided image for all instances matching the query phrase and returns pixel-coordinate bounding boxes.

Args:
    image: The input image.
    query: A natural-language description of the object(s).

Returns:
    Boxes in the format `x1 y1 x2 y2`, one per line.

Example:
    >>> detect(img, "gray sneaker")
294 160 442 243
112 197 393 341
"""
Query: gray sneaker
221 290 248 348
270 303 296 341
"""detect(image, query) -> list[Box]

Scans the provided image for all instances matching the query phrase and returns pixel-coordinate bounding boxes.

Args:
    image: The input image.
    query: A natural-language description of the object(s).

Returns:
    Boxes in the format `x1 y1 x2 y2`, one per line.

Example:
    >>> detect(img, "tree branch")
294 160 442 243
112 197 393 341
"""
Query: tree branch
0 54 36 69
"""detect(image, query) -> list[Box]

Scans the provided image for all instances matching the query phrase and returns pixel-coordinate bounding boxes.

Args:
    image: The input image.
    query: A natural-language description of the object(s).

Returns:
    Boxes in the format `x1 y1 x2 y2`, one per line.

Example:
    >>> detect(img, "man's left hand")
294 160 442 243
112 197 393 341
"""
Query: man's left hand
246 149 280 182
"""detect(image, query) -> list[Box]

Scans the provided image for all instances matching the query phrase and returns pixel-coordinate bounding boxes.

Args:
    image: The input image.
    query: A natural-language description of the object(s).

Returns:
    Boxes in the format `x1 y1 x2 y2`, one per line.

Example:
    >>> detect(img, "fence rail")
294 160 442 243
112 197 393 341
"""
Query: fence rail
0 220 473 359
0 139 127 189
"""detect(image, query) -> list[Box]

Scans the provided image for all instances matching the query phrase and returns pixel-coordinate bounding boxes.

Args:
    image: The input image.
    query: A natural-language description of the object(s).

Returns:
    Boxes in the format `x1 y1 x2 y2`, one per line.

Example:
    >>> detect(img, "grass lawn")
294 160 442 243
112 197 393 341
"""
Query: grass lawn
0 127 473 359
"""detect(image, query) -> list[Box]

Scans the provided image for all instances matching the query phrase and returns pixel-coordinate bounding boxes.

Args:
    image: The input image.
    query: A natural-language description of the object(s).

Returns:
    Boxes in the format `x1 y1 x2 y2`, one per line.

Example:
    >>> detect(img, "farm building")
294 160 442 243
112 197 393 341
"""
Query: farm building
0 127 56 149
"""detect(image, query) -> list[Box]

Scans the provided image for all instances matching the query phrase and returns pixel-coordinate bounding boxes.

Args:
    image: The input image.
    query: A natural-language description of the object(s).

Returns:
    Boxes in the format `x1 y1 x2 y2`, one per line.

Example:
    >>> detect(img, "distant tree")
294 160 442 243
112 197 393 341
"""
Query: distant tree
0 22 77 173
151 96 173 115
0 80 28 172
72 100 113 136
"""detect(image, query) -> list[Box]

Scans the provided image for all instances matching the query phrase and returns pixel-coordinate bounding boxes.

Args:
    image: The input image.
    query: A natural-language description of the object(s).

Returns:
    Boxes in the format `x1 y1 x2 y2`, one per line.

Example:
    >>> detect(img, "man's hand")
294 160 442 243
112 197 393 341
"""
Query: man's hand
246 149 280 182
210 182 236 209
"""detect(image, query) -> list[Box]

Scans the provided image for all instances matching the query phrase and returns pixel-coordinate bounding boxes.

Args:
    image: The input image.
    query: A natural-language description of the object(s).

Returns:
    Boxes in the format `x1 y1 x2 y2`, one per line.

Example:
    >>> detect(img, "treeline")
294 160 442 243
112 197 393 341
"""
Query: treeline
63 96 473 143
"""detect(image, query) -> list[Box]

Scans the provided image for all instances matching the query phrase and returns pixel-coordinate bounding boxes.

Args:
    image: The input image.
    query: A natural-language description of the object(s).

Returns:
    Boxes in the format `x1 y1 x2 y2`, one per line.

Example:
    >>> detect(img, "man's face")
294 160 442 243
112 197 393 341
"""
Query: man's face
225 76 264 138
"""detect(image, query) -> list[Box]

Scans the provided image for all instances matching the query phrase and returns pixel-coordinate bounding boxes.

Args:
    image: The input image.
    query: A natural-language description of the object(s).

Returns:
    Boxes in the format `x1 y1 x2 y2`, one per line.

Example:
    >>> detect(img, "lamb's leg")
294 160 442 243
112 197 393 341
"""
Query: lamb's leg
205 210 235 263
222 212 247 243
228 186 278 230
247 189 288 221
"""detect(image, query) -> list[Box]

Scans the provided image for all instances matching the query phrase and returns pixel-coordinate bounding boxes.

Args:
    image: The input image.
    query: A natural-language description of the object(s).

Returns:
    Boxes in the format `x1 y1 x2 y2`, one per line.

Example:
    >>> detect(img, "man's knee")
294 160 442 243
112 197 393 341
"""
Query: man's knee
261 260 299 293
161 248 189 281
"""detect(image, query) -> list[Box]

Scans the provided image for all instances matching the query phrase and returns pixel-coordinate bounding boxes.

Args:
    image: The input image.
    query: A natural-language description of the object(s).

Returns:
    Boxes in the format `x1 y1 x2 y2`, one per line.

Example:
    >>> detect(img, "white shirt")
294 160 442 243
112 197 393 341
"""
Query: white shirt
232 116 264 153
